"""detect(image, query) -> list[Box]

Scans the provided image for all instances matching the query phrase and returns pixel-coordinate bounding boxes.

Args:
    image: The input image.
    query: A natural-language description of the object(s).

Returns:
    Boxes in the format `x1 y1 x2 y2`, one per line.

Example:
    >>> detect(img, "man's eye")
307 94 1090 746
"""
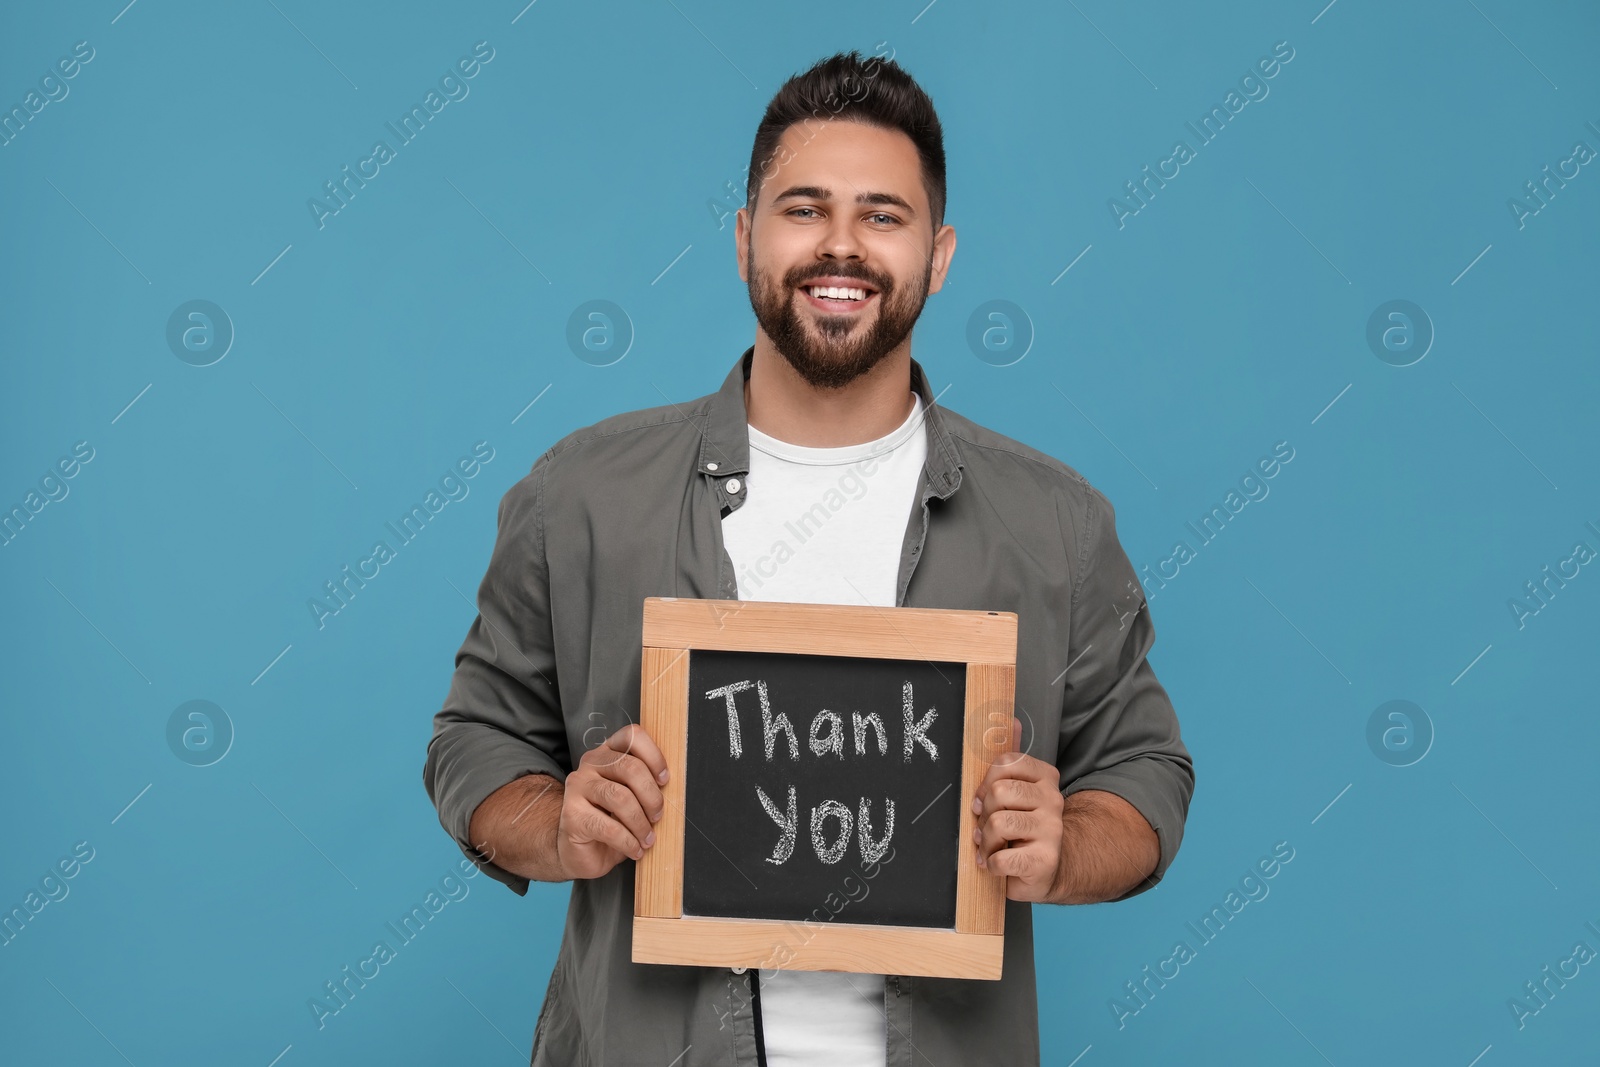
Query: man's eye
787 207 897 224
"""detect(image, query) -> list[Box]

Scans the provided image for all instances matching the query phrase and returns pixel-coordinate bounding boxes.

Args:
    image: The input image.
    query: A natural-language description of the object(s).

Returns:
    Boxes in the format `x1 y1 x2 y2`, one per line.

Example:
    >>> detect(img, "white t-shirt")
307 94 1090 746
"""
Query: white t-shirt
719 391 927 1067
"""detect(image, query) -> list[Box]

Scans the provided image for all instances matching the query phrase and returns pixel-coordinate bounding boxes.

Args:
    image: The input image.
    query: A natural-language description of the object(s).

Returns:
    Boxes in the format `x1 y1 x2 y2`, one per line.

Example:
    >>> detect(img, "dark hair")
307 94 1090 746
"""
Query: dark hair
746 49 946 231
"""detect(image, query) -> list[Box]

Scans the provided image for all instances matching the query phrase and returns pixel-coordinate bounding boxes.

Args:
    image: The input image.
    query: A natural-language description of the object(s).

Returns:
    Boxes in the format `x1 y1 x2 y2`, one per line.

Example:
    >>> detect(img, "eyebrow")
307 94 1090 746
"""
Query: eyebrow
769 185 917 218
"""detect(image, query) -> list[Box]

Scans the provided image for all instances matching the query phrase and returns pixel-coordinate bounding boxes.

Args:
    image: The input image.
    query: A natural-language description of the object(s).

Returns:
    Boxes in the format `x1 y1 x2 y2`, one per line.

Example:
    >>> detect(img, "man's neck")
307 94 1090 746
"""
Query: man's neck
745 335 917 447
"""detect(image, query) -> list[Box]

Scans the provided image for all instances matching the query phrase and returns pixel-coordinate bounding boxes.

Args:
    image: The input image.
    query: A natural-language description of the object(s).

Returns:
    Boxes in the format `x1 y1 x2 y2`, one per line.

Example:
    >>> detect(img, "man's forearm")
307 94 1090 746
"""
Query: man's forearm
1043 789 1160 905
467 773 571 883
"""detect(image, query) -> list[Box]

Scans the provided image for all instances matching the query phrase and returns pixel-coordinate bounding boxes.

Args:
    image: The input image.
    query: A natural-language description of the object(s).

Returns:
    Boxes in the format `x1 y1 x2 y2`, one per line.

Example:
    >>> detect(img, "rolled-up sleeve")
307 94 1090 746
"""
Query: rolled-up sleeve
423 454 571 895
1056 484 1195 901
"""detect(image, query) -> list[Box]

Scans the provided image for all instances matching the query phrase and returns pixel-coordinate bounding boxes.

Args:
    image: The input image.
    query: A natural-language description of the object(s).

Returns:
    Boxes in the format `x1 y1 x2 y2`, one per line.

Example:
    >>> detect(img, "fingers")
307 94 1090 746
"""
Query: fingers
580 772 656 853
973 748 1057 818
976 776 1050 820
603 724 669 785
582 744 665 824
971 740 1064 874
556 724 672 876
566 793 648 861
975 807 1044 866
985 841 1054 885
967 721 1064 895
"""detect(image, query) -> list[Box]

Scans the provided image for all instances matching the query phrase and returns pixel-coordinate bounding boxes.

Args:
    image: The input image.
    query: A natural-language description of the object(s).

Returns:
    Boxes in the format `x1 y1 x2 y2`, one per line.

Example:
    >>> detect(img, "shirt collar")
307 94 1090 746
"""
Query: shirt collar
700 346 964 498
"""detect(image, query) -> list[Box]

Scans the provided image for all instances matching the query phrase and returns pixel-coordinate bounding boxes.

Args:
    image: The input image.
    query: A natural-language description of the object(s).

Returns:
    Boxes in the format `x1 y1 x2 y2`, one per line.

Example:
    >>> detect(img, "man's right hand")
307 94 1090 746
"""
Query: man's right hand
555 723 669 880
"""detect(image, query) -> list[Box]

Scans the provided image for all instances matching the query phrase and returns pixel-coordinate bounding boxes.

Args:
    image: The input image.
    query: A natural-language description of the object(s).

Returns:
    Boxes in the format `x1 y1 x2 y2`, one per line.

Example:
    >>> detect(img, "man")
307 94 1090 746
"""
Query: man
425 50 1193 1066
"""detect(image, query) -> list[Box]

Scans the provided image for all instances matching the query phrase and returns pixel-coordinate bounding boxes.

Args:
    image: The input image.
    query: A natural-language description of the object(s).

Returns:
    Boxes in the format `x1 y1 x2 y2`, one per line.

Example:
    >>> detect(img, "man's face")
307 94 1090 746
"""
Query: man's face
736 119 955 389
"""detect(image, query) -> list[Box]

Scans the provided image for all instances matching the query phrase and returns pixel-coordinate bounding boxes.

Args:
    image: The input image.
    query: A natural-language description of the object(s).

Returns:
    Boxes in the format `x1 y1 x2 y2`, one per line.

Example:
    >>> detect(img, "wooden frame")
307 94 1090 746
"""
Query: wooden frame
633 596 1018 980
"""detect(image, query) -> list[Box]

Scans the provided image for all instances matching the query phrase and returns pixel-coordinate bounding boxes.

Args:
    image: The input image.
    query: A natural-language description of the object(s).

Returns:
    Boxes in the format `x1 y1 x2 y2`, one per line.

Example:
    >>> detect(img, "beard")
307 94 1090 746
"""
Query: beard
746 243 932 390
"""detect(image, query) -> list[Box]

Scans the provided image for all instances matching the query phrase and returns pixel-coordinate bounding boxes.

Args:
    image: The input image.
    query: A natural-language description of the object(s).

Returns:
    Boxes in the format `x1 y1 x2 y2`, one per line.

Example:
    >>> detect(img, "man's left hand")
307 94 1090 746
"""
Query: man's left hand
973 718 1065 902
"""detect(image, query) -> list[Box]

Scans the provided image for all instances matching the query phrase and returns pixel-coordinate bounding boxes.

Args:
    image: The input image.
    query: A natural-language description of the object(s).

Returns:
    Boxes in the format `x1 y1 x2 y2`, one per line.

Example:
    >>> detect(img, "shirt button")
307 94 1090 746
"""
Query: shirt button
726 478 742 494
706 462 719 471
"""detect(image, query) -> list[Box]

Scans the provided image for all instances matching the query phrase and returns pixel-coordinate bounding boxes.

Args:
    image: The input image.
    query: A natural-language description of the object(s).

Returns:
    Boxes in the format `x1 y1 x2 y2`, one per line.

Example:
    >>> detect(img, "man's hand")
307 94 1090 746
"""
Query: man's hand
973 718 1164 905
973 718 1065 902
555 724 669 880
466 723 671 884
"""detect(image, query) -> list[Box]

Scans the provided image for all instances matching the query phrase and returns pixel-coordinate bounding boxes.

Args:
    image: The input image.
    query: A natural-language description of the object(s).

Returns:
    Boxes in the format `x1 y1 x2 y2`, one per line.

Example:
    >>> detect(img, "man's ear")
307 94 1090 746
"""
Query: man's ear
927 223 957 296
735 208 750 283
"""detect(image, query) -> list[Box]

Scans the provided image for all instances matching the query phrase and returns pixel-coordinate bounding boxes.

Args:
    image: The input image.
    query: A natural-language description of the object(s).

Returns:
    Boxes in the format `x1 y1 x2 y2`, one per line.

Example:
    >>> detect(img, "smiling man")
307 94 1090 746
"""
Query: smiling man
425 50 1194 1067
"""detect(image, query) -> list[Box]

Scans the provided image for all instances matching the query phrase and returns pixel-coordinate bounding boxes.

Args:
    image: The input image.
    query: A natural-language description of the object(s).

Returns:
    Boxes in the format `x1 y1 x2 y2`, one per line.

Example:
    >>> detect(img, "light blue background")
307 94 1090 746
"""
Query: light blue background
3 1 1597 1064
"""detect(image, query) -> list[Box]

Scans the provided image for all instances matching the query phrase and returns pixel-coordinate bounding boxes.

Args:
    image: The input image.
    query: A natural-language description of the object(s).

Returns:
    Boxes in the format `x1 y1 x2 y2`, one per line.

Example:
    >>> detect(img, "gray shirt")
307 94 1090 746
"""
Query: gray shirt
424 348 1195 1066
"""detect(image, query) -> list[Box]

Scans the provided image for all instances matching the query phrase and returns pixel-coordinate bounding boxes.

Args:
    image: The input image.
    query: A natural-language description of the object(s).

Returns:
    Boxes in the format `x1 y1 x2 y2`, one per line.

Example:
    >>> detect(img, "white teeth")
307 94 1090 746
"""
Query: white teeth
808 285 868 301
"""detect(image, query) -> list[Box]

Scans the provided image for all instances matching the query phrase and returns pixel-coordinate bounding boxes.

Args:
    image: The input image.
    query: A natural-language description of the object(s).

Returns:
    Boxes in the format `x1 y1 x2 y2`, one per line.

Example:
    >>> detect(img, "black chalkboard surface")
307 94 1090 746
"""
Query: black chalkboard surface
682 648 965 928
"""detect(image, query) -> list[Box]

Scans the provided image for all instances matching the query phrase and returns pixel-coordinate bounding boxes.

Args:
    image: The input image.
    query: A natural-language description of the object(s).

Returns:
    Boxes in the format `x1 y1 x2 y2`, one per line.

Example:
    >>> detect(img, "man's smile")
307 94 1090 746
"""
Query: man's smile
797 276 880 314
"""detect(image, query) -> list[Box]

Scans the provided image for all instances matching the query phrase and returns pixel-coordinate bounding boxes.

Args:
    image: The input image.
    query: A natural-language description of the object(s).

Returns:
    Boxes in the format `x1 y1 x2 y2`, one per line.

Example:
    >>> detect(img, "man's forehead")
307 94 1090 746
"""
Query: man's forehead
766 121 924 213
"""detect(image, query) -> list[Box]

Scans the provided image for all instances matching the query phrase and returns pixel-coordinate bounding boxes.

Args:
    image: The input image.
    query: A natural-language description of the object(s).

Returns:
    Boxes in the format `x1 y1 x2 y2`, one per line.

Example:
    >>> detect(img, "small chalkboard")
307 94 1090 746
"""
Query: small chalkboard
633 597 1017 981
